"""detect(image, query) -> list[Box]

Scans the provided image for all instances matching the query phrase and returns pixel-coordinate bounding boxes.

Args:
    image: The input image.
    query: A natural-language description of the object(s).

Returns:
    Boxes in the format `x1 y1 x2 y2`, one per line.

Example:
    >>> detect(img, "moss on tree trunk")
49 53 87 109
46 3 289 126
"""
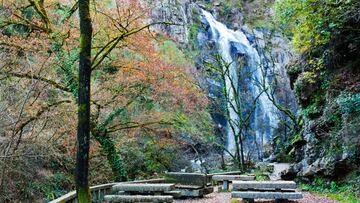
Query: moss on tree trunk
76 0 92 202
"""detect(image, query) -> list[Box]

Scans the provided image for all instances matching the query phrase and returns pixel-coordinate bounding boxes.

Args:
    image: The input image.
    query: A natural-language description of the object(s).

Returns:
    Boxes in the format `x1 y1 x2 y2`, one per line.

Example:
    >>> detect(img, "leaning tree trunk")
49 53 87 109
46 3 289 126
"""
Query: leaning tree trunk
76 0 92 202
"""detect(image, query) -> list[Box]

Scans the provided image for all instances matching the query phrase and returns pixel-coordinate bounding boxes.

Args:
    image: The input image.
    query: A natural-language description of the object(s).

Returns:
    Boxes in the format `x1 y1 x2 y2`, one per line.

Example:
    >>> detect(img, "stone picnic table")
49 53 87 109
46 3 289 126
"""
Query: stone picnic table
212 174 255 191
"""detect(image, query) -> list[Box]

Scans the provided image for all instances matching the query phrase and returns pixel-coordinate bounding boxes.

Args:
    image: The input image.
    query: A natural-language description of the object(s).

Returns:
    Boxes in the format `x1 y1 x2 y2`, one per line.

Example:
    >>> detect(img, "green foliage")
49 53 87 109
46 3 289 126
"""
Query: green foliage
230 199 240 203
300 177 360 203
278 0 360 174
218 1 238 22
53 47 79 97
290 132 302 146
241 0 274 29
158 40 187 65
29 172 72 202
77 187 92 203
98 107 128 130
94 133 127 182
337 93 360 116
301 100 322 119
253 163 272 181
119 139 189 179
144 141 174 173
188 23 200 50
164 111 213 139
274 0 358 53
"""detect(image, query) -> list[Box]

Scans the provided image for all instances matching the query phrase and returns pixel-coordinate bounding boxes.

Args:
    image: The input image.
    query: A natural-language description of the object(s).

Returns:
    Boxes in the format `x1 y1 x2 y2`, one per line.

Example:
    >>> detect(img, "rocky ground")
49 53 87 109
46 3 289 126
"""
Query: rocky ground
175 192 338 203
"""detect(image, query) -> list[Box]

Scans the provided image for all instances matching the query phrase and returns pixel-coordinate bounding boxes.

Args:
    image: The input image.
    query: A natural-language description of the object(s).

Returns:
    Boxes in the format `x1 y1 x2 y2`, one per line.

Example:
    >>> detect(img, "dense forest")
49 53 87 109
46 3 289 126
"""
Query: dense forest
0 0 359 202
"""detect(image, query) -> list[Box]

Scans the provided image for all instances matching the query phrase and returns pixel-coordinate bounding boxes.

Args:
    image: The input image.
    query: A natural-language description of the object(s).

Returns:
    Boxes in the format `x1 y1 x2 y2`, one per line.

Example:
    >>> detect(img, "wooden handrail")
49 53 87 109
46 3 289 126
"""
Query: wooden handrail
48 179 166 203
48 183 117 203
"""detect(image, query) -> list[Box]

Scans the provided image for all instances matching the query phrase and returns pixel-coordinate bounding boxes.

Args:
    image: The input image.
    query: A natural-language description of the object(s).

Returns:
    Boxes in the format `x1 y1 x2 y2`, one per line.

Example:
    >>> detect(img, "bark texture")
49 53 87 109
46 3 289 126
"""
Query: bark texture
76 0 92 202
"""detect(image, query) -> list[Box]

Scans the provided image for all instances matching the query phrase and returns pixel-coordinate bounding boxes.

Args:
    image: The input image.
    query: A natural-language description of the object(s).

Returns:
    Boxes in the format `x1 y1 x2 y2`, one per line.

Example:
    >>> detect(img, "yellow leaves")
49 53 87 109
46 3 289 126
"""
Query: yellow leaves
275 0 340 54
302 71 317 84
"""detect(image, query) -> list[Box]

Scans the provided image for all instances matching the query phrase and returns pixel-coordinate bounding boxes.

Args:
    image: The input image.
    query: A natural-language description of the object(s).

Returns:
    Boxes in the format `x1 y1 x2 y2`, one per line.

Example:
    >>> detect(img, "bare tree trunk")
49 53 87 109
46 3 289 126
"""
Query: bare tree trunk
238 132 245 170
76 0 92 202
221 153 226 170
234 134 242 170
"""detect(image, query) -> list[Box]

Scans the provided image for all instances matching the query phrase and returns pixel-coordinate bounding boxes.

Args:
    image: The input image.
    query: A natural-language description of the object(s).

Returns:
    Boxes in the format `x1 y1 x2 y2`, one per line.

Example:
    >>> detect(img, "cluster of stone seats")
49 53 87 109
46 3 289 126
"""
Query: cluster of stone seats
49 170 304 202
104 172 214 202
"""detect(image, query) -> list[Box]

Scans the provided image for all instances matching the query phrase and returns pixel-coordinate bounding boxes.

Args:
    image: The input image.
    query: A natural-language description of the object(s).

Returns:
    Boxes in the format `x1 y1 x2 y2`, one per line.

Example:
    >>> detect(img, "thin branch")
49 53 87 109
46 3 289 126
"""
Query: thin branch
91 21 178 71
0 71 71 93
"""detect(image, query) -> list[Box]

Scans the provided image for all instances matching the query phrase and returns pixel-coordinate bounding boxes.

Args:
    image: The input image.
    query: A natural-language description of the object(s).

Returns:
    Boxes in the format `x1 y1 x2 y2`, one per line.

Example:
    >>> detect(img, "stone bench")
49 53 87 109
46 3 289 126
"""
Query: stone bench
104 183 176 202
207 171 242 183
165 172 207 187
164 172 214 197
112 183 175 193
104 195 173 203
212 175 255 191
231 181 303 203
208 171 243 176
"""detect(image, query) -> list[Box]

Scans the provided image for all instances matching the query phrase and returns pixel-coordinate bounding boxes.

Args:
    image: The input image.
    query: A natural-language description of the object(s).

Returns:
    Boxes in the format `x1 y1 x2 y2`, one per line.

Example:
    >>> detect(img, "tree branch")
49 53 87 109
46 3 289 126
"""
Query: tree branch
0 71 71 93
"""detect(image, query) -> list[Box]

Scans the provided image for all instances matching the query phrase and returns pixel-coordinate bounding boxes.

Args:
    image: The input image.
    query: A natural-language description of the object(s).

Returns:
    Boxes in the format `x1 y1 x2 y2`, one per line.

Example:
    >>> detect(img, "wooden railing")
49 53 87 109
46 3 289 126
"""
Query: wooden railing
48 179 165 203
48 183 116 203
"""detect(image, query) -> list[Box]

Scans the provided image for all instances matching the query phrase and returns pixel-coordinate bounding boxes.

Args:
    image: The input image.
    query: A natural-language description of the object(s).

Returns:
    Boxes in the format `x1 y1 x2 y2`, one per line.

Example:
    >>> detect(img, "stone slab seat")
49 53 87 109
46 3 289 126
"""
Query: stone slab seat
232 191 303 199
164 190 182 198
174 184 203 189
173 186 214 197
164 172 214 197
208 171 243 176
104 195 173 203
212 175 255 181
112 183 175 192
164 172 207 187
233 181 297 190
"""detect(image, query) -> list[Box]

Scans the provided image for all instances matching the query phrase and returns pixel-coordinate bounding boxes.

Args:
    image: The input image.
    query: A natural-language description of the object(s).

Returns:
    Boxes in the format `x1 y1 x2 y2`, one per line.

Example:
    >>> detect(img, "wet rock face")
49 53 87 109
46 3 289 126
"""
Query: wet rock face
291 70 360 179
284 104 359 180
150 0 192 47
149 0 245 45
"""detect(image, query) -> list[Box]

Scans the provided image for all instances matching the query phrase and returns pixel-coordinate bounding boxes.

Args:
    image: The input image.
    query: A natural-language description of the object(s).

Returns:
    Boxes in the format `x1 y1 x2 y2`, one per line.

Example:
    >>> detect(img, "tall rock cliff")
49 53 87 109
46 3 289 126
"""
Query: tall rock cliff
149 1 359 181
149 0 297 164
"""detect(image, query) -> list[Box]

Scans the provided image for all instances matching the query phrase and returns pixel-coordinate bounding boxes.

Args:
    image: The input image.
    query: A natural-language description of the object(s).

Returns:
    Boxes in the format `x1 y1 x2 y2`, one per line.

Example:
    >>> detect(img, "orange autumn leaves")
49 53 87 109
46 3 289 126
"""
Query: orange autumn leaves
0 0 208 156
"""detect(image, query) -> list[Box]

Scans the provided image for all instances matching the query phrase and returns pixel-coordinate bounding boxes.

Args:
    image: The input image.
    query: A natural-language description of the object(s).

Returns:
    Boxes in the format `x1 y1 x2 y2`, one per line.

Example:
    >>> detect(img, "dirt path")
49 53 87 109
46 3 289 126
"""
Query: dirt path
174 192 338 203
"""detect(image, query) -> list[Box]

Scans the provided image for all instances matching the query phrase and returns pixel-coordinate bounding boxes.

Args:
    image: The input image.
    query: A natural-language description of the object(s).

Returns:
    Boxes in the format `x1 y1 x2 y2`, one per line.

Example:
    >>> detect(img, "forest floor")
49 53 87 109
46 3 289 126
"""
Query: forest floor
174 191 338 203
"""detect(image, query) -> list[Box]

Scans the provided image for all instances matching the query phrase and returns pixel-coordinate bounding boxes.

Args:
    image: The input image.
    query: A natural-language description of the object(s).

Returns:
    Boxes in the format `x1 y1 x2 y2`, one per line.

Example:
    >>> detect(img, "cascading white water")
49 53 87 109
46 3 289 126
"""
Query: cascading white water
201 10 278 157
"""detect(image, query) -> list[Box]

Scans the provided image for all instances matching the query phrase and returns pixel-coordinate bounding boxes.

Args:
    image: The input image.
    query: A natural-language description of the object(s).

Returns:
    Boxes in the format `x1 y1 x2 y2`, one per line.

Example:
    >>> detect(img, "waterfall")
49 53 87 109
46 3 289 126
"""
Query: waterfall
201 10 278 158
